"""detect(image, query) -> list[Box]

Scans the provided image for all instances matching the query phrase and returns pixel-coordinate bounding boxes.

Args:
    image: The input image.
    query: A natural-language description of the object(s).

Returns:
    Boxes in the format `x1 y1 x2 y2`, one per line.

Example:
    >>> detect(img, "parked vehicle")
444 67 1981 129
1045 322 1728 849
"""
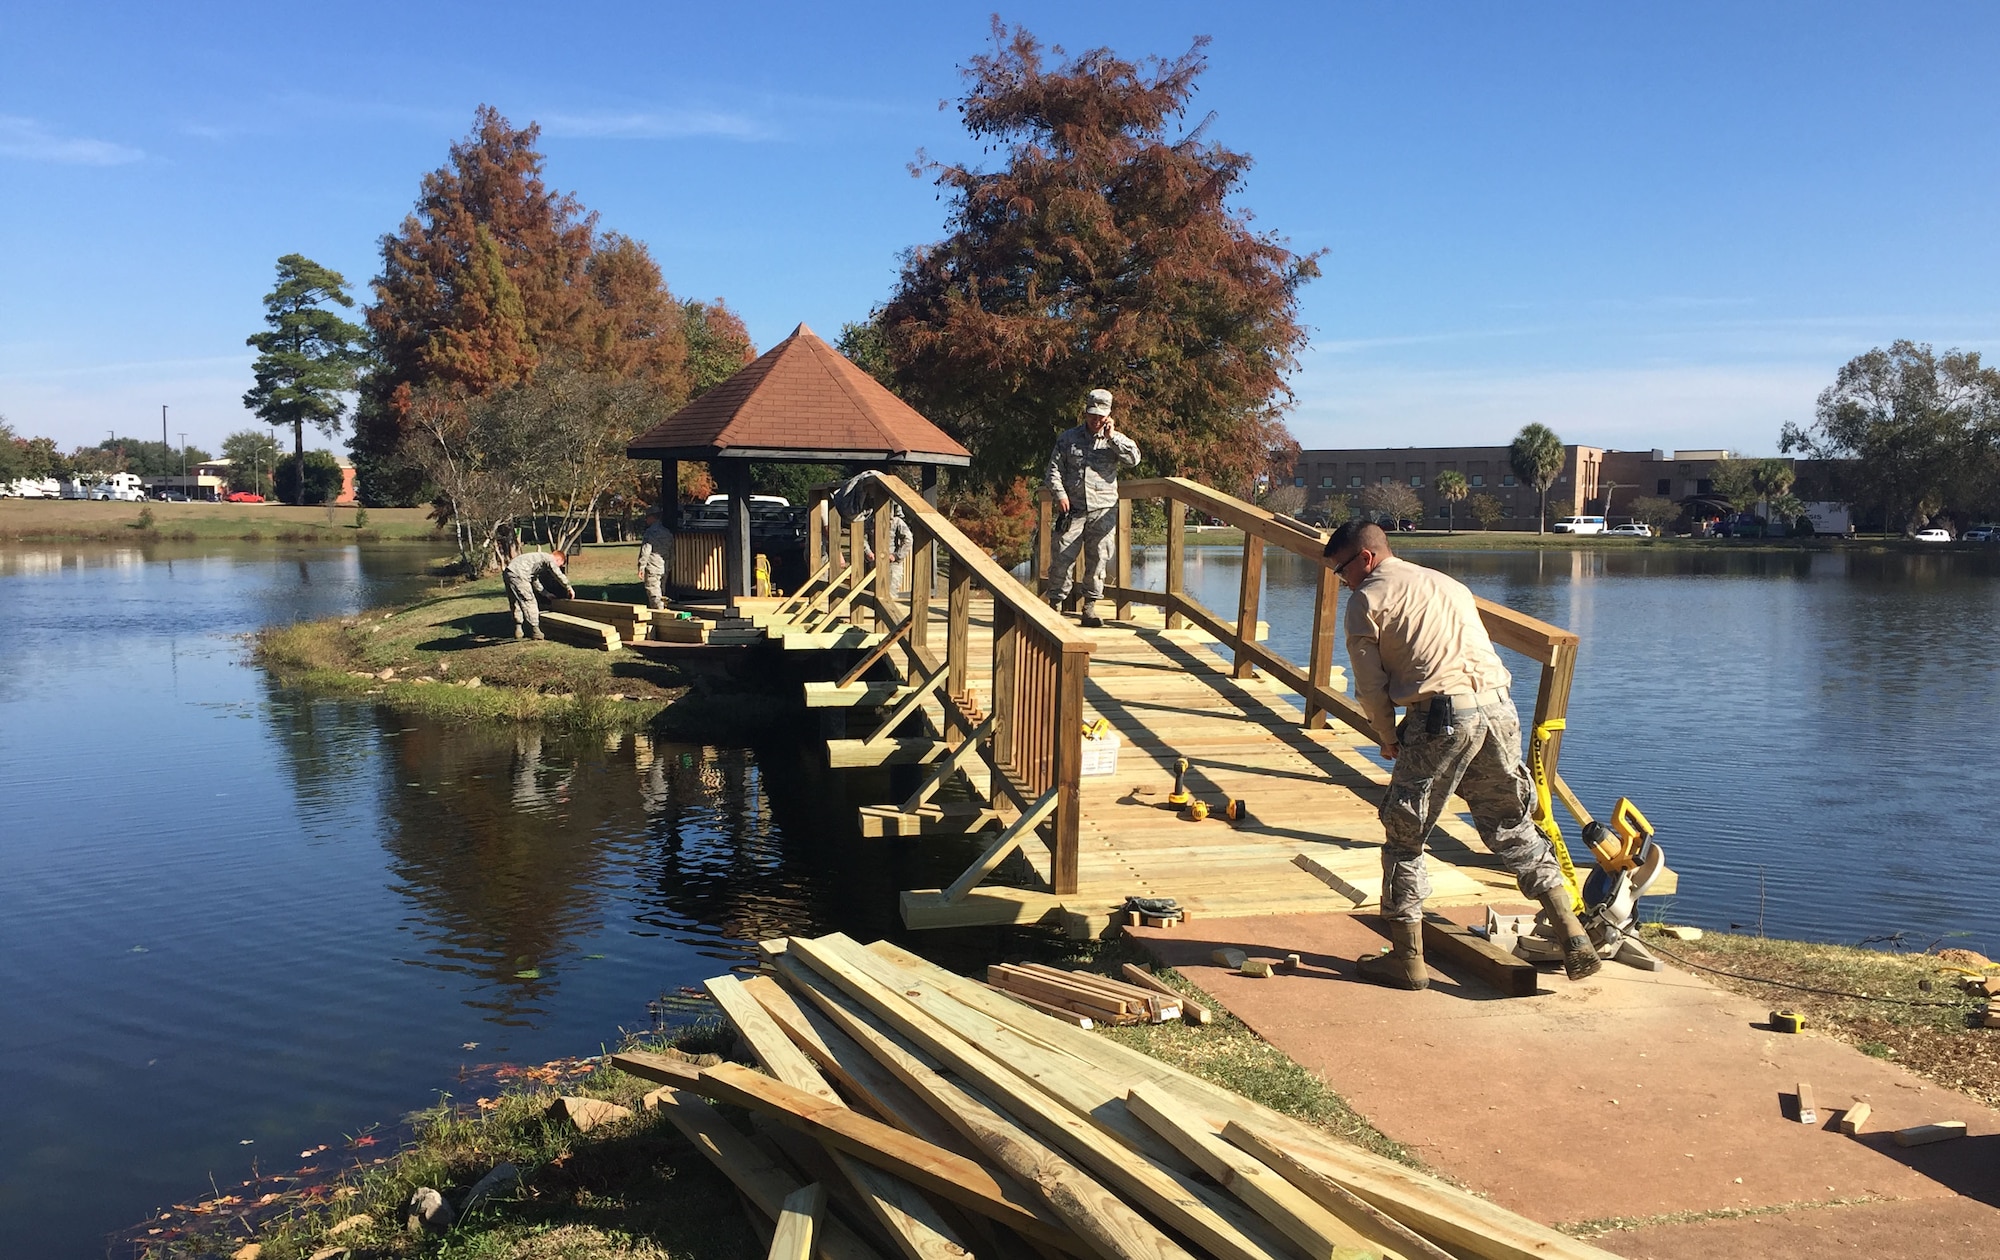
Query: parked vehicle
1913 528 1953 543
1803 502 1852 536
226 491 264 504
1552 515 1607 535
1963 525 1998 542
156 491 190 503
1606 522 1653 537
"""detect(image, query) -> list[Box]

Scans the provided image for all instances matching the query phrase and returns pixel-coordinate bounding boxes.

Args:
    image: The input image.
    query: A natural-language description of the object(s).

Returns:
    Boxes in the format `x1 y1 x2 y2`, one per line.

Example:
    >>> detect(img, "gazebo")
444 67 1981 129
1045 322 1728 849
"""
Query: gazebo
626 323 972 597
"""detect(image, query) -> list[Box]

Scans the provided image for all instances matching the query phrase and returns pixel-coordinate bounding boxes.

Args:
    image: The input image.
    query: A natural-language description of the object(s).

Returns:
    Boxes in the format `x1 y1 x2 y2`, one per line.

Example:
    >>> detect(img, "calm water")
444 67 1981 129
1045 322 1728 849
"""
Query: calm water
3 541 1997 1256
0 544 965 1259
1139 542 2000 957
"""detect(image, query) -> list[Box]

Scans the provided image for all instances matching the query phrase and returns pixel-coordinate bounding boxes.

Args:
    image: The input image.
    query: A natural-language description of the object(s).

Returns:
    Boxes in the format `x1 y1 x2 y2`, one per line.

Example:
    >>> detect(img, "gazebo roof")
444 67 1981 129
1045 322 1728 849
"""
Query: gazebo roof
626 323 971 466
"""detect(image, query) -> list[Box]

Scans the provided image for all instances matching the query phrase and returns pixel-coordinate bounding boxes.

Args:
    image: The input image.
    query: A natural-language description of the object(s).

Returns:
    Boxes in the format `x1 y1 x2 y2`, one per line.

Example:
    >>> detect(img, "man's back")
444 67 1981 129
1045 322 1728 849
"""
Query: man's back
1347 556 1508 710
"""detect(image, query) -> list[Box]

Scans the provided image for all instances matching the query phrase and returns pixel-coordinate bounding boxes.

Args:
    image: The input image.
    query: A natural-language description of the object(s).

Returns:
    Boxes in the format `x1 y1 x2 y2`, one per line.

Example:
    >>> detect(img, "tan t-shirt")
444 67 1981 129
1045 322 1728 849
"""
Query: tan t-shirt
1345 555 1511 740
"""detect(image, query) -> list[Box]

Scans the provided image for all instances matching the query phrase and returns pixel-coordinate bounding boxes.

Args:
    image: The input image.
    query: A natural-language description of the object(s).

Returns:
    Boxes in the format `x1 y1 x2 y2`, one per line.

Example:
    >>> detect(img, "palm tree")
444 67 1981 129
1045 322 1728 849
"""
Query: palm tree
1509 423 1565 533
1433 469 1468 533
1751 458 1796 537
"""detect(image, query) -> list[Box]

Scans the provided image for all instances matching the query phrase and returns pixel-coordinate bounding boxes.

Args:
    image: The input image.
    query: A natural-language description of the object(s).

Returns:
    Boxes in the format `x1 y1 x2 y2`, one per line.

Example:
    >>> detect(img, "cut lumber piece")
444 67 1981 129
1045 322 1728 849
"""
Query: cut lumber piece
861 940 1623 1260
696 1062 1088 1256
707 975 842 1104
827 739 950 768
786 936 1295 1260
539 610 621 651
1125 1084 1387 1260
1795 1082 1818 1126
1121 964 1212 1025
1221 1123 1455 1260
1837 1102 1871 1136
1212 948 1248 969
859 803 1002 840
650 618 709 644
770 1183 828 1260
1291 853 1368 906
612 1049 705 1090
1893 1121 1967 1147
899 889 1067 930
808 681 915 709
782 629 888 651
987 966 1143 1020
649 1087 887 1260
835 1159 973 1260
1420 914 1539 997
983 983 1096 1028
547 596 650 620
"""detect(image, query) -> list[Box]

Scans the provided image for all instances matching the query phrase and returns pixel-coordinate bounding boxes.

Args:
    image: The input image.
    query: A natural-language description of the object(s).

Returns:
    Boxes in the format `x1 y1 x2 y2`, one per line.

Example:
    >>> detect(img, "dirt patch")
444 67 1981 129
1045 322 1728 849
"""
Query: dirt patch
1642 925 1998 1107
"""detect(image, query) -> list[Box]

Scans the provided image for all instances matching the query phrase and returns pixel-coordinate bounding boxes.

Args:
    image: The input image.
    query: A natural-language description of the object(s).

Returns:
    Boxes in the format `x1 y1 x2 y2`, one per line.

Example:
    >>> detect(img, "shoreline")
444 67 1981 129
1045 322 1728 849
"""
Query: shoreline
137 926 1996 1259
0 499 448 546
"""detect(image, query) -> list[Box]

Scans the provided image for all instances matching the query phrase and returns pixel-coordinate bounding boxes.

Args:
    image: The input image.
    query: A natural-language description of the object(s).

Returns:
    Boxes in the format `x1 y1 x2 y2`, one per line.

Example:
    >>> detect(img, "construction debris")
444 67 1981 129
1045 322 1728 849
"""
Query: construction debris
1893 1121 1968 1148
1210 947 1248 969
615 933 1625 1260
986 963 1182 1025
1119 963 1212 1025
1837 1102 1871 1136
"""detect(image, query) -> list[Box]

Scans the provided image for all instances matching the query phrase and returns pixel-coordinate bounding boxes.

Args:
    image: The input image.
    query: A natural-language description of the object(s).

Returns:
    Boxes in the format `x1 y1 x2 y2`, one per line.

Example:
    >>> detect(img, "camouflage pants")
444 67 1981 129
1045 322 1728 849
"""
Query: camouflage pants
1377 691 1565 922
1048 506 1117 603
641 568 665 610
505 573 547 631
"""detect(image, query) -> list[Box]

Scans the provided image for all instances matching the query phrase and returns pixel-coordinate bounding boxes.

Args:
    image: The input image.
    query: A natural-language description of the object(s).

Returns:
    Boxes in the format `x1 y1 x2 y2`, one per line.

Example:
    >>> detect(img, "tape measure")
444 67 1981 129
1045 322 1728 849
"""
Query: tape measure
1771 1010 1805 1034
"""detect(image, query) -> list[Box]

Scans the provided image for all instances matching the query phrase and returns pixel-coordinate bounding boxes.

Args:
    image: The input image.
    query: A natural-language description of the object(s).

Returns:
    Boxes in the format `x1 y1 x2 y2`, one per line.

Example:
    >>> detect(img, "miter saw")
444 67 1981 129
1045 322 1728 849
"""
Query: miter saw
1483 720 1669 972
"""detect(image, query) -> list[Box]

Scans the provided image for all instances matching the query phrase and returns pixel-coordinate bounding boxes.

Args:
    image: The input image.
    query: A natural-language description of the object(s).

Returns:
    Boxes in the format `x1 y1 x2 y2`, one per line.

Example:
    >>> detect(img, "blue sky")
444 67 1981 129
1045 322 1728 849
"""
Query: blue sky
3 1 1996 459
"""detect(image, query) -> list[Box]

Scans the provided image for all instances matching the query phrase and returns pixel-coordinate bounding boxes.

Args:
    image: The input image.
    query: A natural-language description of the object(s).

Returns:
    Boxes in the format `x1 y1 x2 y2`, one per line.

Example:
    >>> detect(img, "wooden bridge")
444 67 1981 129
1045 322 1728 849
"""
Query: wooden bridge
739 473 1668 935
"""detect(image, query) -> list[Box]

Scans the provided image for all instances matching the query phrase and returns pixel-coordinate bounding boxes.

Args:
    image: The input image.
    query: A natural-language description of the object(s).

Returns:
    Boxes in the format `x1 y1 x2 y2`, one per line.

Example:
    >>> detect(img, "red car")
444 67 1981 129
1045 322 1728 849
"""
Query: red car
226 491 264 503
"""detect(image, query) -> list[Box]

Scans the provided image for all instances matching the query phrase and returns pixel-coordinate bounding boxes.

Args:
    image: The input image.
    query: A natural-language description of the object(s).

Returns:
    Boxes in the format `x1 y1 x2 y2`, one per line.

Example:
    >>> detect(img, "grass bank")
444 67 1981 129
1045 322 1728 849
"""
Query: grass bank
0 498 445 544
1640 925 1998 1107
256 545 788 738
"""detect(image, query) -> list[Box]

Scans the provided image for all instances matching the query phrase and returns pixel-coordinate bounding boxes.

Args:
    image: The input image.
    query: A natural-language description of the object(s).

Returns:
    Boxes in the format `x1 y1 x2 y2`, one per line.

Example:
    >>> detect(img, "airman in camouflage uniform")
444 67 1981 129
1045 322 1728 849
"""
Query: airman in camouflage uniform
636 509 675 610
504 549 575 640
1043 388 1139 628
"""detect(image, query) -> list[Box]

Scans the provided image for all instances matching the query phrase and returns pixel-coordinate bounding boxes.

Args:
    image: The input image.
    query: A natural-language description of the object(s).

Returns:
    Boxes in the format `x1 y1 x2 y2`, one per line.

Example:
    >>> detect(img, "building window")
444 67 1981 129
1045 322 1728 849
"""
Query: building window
1502 503 1515 517
1320 476 1333 488
1502 474 1517 487
1409 475 1423 486
1471 474 1484 487
1656 478 1671 495
1349 476 1362 488
1294 477 1306 488
1696 478 1713 495
1380 475 1395 485
1435 504 1450 517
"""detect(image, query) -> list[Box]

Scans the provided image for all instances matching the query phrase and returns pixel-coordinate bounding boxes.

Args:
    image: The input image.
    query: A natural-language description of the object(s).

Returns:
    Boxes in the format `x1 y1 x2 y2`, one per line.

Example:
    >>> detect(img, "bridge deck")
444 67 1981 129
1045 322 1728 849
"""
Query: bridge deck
897 603 1527 931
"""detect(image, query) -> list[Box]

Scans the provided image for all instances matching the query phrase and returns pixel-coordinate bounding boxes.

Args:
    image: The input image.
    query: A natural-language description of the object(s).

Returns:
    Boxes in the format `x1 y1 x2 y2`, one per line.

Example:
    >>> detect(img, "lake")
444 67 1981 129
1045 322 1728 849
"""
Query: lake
1 539 1996 1256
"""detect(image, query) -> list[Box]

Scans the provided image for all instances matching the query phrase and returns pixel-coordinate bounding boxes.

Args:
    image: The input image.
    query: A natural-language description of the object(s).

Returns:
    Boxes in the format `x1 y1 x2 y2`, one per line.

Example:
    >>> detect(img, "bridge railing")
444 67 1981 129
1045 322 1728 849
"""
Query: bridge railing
821 473 1095 897
1032 476 1585 806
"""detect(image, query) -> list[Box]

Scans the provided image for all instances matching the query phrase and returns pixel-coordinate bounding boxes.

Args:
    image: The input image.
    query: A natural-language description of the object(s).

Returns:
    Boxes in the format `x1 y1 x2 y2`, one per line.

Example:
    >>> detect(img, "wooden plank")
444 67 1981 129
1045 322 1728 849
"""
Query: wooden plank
706 975 842 1105
986 967 1140 1023
696 1063 1090 1255
984 984 1096 1029
1892 1121 1966 1147
539 610 621 651
859 803 1002 839
769 1182 827 1260
859 940 1624 1260
1837 1102 1871 1136
1796 1082 1818 1126
782 629 888 651
943 789 1059 902
1119 965 1211 1025
807 681 913 709
612 1049 705 1090
648 1088 887 1260
1125 1084 1384 1260
826 739 949 769
1421 914 1540 998
899 888 1066 930
1292 853 1369 906
787 936 1294 1260
651 618 709 644
1219 1123 1455 1260
547 596 651 621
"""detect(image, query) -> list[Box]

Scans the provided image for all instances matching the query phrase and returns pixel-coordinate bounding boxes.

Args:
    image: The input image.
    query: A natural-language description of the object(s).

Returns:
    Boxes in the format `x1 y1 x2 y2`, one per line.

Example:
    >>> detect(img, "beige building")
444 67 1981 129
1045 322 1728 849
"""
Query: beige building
1286 444 1606 530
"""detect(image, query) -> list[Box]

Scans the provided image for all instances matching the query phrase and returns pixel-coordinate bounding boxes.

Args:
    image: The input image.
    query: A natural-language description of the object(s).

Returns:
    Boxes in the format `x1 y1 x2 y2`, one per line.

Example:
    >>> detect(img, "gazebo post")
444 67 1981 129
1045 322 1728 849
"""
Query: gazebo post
720 459 752 599
660 460 677 513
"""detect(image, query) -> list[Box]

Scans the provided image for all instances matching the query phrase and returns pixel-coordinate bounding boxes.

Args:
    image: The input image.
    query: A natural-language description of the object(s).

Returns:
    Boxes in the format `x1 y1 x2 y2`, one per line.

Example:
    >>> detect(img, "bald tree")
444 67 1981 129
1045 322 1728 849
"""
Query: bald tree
876 21 1319 491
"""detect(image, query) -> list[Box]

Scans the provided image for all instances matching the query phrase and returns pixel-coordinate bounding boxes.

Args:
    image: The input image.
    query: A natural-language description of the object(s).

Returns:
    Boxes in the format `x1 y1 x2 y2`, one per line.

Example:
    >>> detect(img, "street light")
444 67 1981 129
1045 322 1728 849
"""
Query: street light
178 432 187 500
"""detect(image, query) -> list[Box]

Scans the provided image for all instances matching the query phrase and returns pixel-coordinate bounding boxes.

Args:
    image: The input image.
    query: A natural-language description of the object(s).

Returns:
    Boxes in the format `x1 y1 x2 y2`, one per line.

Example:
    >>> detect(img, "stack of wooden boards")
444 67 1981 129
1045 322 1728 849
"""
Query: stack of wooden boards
611 933 1622 1260
542 597 742 647
986 962 1187 1028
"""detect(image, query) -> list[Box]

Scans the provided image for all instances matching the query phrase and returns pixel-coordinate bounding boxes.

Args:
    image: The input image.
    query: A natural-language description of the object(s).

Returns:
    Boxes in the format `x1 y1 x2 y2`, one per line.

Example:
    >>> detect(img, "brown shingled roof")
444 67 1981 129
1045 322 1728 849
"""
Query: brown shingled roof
626 323 971 465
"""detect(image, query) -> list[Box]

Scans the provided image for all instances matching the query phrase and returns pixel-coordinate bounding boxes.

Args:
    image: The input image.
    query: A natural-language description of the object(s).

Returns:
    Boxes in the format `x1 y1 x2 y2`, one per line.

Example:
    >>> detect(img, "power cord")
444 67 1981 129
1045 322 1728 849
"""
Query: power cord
1645 940 1975 1009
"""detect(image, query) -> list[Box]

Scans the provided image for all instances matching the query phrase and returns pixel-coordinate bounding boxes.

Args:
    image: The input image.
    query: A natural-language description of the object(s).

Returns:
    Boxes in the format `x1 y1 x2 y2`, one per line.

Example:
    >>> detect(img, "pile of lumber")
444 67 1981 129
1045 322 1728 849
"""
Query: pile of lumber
548 597 651 643
539 610 621 651
612 933 1620 1260
986 962 1186 1028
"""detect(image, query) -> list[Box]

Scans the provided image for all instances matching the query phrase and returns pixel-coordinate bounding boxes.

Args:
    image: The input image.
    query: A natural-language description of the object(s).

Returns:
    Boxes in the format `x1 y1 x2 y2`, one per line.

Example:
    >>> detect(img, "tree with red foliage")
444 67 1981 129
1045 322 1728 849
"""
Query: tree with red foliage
876 22 1318 494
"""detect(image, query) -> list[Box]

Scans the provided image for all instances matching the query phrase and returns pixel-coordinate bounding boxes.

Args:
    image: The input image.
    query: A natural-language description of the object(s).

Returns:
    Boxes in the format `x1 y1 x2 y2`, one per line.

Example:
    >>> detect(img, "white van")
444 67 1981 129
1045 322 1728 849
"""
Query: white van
1552 515 1607 535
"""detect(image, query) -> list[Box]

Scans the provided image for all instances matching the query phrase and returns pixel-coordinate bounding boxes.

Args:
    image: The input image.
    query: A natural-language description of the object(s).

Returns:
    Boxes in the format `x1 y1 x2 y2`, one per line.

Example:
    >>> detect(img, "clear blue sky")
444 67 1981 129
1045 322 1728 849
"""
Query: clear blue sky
3 2 1996 459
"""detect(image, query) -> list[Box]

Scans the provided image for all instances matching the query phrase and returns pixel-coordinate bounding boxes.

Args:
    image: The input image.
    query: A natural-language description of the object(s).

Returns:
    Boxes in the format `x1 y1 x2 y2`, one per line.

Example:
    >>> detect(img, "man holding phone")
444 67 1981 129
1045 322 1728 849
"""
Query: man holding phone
1043 388 1140 628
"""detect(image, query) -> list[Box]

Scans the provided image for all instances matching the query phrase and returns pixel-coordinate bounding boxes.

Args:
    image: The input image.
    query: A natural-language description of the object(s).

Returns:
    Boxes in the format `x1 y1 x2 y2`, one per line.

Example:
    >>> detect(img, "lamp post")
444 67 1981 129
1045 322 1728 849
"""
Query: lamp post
178 432 187 500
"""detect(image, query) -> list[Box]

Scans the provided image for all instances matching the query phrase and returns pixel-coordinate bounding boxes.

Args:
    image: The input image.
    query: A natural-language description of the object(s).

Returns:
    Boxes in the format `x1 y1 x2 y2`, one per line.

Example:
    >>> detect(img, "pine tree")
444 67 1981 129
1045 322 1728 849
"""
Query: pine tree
244 254 367 501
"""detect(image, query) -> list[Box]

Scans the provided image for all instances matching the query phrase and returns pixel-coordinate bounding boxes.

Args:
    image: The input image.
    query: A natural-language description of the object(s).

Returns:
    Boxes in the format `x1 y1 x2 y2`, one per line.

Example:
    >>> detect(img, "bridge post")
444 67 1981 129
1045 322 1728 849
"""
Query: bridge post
990 604 1019 774
1306 563 1340 728
1051 645 1088 895
1033 489 1053 593
946 553 971 700
1115 498 1134 621
1165 494 1186 629
1233 531 1263 679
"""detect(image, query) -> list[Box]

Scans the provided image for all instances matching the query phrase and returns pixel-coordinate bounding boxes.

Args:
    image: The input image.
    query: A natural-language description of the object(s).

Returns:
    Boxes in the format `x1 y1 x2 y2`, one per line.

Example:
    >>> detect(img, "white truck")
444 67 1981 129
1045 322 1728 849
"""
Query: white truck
1803 502 1851 537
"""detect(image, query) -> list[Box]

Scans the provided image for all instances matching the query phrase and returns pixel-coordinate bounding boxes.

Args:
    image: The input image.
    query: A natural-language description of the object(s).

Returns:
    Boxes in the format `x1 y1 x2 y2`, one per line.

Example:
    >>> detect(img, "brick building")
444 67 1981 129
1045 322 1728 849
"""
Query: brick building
1285 444 1607 529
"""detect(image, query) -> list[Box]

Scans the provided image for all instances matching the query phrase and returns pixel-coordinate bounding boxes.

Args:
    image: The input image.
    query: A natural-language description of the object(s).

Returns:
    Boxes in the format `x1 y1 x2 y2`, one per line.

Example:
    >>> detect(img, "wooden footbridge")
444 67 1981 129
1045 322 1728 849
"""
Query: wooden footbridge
731 473 1667 934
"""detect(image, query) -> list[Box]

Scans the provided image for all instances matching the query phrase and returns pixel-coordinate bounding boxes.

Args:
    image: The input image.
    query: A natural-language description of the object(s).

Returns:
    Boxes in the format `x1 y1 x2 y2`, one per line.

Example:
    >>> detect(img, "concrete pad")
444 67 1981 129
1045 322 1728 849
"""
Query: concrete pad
1131 907 2000 1231
1601 1194 2000 1258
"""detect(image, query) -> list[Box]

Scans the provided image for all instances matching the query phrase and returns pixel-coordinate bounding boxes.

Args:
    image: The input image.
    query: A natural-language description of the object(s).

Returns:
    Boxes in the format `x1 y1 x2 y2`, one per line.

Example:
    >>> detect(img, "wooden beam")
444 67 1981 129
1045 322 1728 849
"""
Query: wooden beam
858 803 1003 839
696 1063 1088 1255
1421 914 1540 997
826 738 949 769
1233 533 1263 680
1125 1084 1382 1260
862 667 951 750
942 788 1059 902
806 681 913 709
898 888 1066 930
1219 1123 1456 1260
706 975 843 1105
539 610 621 651
1164 496 1186 629
898 714 997 813
839 609 913 687
1119 965 1211 1026
1115 498 1134 621
769 1183 827 1260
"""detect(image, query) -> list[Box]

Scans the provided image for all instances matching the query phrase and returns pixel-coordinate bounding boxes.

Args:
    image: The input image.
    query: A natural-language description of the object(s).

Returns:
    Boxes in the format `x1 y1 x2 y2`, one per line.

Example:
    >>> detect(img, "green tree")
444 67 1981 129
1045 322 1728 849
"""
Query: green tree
1508 423 1565 533
1469 493 1504 531
876 22 1318 492
274 450 343 505
1433 469 1468 533
1782 341 2000 535
244 254 368 503
222 429 281 497
0 416 24 484
1708 458 1759 520
1358 481 1423 525
1626 495 1680 534
74 438 212 477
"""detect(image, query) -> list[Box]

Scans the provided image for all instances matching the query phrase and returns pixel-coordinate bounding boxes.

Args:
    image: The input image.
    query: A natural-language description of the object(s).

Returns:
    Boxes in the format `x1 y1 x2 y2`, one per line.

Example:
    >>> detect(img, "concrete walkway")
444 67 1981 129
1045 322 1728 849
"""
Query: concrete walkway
1129 906 2000 1258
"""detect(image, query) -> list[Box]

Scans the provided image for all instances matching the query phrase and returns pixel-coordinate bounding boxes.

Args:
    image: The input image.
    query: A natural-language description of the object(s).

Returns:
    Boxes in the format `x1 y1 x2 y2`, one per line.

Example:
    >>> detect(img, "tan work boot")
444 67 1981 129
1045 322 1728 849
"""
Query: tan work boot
1079 600 1103 628
1540 891 1602 980
1356 920 1428 990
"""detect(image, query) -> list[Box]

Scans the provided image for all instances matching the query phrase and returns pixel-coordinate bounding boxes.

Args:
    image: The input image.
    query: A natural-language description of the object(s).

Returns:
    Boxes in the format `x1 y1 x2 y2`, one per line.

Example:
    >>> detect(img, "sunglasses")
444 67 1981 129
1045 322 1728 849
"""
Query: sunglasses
1331 550 1367 577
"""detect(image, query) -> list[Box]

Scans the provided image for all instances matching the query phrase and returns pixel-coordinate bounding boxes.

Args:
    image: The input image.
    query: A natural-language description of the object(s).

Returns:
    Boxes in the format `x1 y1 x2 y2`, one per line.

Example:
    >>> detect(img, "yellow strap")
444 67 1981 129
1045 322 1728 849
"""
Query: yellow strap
1528 719 1584 913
